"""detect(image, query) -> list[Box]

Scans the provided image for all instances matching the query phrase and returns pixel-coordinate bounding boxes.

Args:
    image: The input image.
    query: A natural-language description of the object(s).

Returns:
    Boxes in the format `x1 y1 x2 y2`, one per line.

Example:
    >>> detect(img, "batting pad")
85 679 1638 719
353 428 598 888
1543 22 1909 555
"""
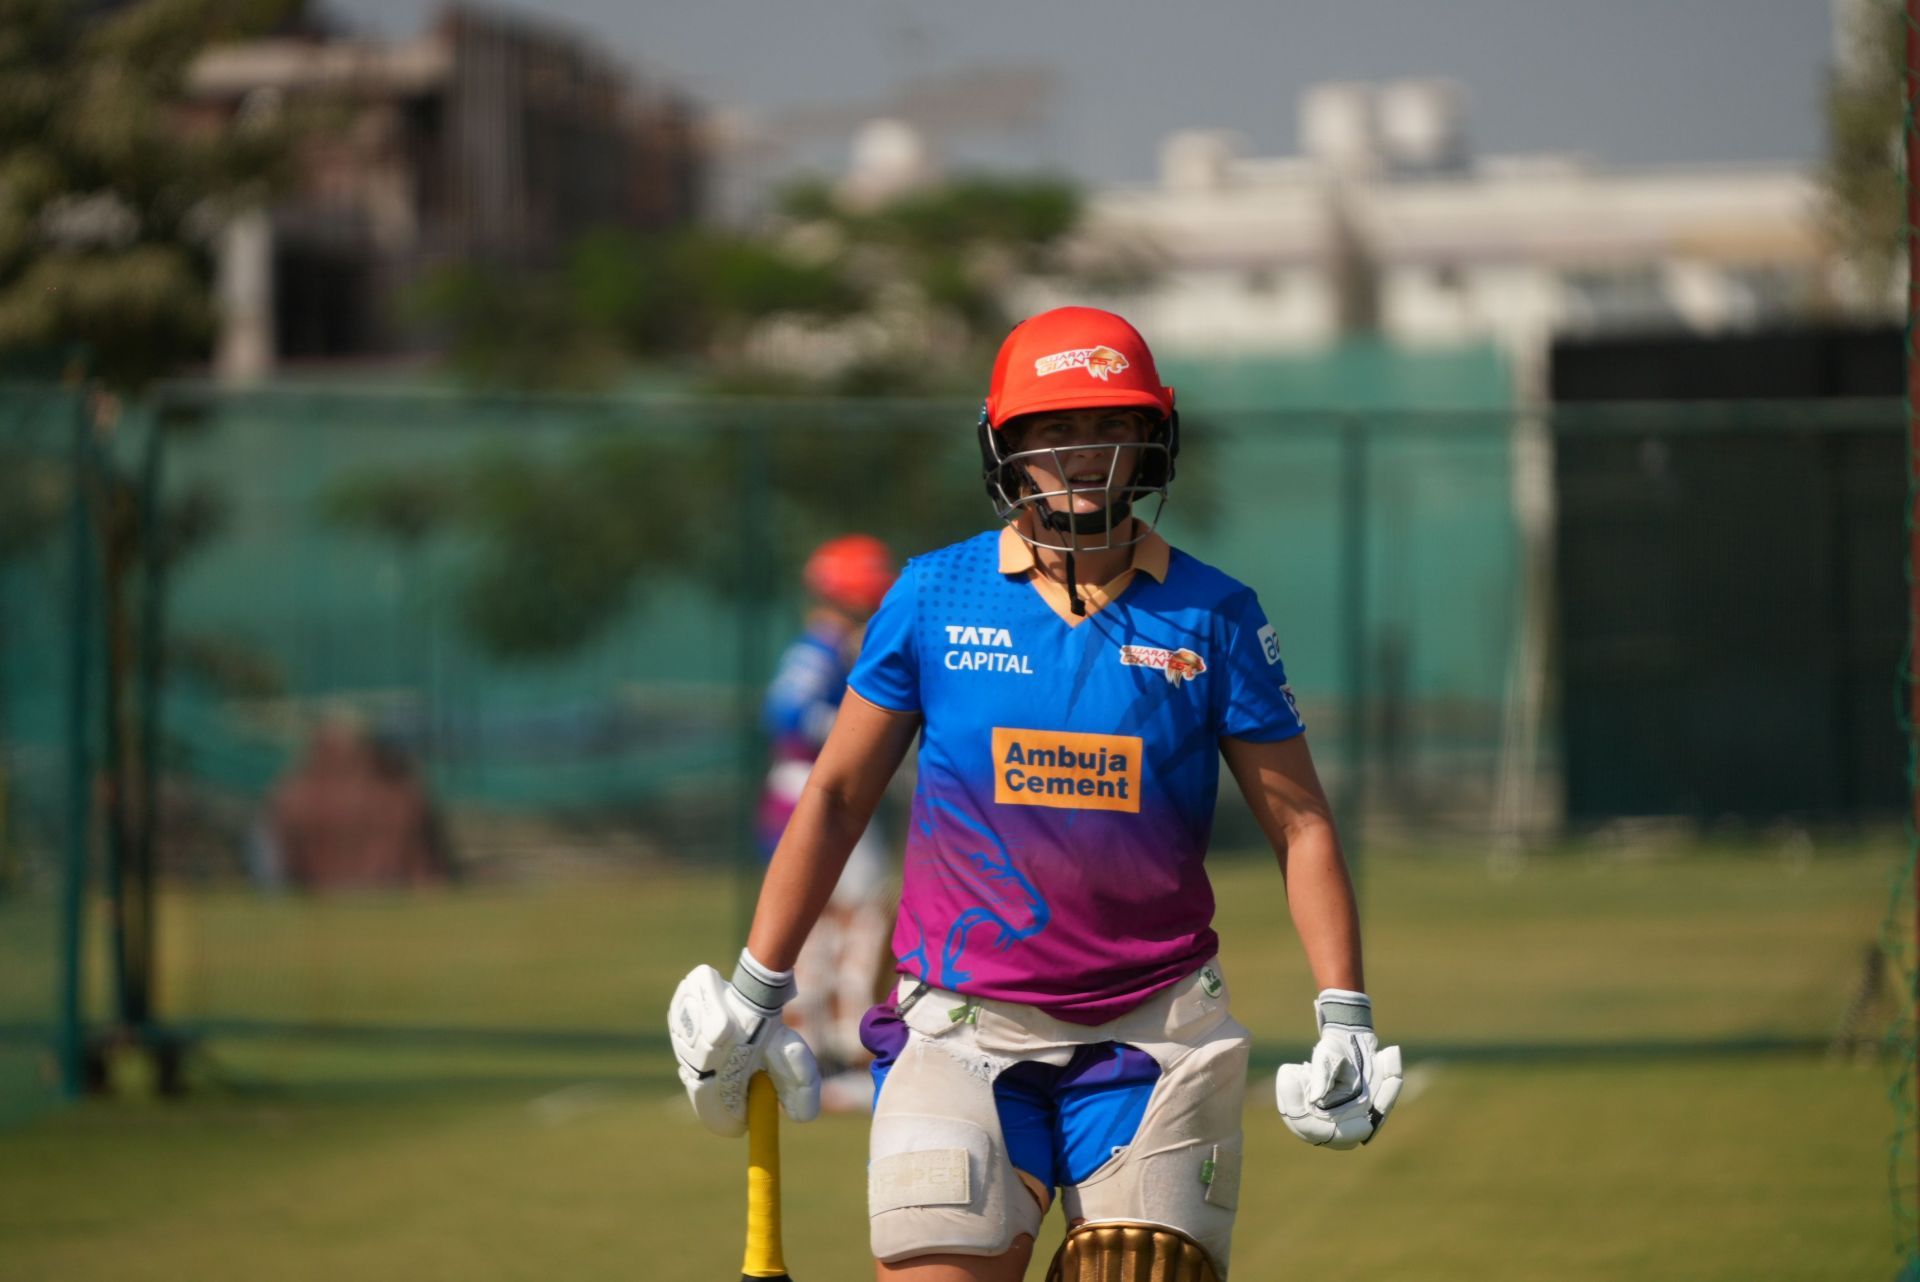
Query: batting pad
1045 1221 1221 1282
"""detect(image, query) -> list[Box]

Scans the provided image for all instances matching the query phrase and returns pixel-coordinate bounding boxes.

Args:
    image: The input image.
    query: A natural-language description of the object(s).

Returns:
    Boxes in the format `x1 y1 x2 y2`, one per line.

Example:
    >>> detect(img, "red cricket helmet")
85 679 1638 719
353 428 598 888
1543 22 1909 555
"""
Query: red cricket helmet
803 534 897 615
983 306 1175 429
978 307 1180 551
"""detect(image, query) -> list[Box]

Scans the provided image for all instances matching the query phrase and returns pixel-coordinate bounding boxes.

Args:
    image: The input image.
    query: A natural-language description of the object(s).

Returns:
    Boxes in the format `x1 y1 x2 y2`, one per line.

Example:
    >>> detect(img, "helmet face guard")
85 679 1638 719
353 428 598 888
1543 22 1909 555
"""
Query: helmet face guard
977 410 1180 553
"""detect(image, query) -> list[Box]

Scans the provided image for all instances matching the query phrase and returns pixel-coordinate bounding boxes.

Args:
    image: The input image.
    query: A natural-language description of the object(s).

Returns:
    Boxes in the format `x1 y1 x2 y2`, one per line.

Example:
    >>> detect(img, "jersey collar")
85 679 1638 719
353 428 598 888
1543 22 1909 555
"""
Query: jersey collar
997 520 1169 625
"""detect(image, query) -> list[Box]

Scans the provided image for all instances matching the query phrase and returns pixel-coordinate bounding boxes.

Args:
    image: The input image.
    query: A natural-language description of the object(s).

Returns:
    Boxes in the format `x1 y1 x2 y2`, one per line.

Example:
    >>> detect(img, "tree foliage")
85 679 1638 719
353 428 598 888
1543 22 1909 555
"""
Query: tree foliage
0 0 303 388
349 174 1164 659
1820 0 1906 304
412 173 1153 396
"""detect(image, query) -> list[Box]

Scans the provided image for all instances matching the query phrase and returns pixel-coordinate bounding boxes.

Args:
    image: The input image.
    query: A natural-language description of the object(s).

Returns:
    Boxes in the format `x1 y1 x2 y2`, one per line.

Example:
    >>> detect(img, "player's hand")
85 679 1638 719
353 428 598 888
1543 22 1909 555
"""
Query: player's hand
1275 988 1402 1150
667 950 821 1136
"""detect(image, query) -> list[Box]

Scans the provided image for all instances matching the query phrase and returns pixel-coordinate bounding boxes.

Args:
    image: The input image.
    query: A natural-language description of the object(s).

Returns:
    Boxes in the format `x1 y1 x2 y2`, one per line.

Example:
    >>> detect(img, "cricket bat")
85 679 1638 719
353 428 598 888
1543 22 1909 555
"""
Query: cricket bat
741 1071 793 1281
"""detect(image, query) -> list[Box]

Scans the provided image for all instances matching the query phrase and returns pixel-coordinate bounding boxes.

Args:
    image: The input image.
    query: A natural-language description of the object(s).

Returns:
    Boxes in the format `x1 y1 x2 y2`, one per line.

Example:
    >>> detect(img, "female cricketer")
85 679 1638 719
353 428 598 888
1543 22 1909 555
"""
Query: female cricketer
758 534 900 1104
670 307 1402 1281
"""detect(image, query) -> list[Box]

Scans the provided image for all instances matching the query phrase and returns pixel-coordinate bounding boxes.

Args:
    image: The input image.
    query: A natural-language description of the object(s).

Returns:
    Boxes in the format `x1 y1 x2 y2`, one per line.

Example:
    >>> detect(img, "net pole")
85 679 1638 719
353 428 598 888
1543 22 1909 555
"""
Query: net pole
734 423 772 951
57 380 92 1098
1339 416 1368 883
131 405 162 1033
1905 0 1919 1238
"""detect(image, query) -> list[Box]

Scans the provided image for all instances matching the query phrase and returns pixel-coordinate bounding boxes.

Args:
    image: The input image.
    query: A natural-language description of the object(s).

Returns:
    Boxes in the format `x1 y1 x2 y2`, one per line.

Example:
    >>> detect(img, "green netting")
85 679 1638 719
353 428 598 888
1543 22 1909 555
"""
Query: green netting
86 377 1514 1033
6 339 1908 1177
142 381 1522 849
0 385 90 1124
1161 337 1512 413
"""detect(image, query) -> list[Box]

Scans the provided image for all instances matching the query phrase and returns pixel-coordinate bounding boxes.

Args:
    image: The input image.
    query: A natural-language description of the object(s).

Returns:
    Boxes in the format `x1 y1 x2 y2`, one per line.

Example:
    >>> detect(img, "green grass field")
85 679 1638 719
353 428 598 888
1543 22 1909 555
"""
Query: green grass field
0 839 1907 1280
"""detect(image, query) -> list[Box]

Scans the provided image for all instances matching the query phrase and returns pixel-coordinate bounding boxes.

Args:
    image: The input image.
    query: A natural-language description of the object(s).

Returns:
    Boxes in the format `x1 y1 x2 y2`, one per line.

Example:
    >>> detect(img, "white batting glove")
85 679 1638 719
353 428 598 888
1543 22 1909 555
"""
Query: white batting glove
667 949 821 1136
1275 989 1403 1150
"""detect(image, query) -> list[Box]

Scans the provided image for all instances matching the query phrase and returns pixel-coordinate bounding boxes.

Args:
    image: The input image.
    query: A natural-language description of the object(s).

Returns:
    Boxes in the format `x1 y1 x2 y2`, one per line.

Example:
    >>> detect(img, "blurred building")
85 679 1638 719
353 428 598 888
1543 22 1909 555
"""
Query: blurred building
187 6 703 380
1060 80 1844 383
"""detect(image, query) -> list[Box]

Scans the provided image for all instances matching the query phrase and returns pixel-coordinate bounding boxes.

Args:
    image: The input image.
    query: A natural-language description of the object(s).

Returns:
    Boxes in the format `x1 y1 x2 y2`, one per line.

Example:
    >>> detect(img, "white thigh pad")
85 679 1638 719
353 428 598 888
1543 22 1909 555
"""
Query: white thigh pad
1062 1017 1252 1275
868 1034 1041 1263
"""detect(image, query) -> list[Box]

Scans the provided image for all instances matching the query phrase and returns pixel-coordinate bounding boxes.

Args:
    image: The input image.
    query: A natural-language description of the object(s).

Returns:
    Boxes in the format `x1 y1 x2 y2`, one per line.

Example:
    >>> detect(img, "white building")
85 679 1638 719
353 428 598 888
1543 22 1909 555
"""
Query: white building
1057 81 1838 383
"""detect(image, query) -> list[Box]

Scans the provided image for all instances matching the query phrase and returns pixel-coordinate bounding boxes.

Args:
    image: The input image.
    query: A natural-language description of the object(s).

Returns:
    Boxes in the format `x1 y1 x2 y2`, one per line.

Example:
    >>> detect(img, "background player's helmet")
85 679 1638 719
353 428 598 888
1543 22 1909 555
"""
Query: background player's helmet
978 307 1180 551
803 534 898 615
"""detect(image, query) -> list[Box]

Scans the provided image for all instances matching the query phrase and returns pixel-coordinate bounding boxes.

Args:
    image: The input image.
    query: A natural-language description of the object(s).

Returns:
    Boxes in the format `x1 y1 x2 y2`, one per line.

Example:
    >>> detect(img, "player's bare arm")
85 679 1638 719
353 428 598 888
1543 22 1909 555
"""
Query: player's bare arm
668 696 917 1138
750 691 921 971
1221 731 1403 1150
1219 732 1362 992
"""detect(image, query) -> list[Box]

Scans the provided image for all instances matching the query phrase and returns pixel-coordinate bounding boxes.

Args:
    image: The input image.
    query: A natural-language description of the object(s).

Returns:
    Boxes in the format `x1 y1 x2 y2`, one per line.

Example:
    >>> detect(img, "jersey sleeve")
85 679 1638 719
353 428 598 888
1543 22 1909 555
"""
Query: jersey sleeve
846 561 920 714
1216 589 1307 742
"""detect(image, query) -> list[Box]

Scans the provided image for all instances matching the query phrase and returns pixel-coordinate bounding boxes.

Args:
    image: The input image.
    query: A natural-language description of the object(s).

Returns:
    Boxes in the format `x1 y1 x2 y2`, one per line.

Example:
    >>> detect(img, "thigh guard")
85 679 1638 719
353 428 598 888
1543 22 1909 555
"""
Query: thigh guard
1059 1016 1251 1275
867 1030 1044 1263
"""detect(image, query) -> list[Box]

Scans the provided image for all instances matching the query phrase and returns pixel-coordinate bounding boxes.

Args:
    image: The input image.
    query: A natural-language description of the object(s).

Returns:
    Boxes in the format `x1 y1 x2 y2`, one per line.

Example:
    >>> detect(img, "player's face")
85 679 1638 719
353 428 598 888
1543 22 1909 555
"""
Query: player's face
1009 409 1153 517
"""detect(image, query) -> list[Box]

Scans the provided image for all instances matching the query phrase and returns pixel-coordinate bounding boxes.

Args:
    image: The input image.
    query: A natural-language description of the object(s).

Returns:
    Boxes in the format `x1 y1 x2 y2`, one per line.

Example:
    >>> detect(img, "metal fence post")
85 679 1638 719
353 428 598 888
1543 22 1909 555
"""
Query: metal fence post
734 419 772 950
57 384 93 1099
132 403 165 1035
1339 416 1369 883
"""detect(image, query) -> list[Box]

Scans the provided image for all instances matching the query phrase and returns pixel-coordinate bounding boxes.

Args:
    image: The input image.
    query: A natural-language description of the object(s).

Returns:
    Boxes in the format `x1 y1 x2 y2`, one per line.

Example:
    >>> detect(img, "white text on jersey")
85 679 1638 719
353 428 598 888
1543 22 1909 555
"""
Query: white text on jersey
946 625 1013 646
943 624 1032 674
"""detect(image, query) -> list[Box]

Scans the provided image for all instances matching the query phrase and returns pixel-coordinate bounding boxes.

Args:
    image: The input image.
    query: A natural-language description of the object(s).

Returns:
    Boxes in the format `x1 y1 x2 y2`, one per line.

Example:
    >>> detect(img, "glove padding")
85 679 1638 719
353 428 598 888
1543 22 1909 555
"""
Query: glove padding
667 960 820 1136
1275 988 1403 1150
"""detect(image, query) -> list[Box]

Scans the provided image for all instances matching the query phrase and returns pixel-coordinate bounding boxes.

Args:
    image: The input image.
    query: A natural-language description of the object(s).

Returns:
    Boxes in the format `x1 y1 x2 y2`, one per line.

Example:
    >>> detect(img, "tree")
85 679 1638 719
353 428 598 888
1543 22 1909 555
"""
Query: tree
769 175 1156 392
0 0 301 1072
0 0 303 387
410 172 1158 397
1820 0 1905 307
346 174 1168 661
407 227 869 390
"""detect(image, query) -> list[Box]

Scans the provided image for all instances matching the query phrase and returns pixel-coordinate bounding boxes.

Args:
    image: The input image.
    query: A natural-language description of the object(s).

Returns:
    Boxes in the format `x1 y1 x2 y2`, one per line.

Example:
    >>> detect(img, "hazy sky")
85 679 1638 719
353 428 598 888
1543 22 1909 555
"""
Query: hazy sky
325 0 1838 184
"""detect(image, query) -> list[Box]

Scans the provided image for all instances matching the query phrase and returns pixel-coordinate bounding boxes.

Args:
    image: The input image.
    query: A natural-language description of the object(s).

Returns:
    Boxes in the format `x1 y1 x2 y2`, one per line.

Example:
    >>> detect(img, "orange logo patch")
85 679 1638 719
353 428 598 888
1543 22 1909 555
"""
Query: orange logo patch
1033 345 1131 383
1119 645 1208 686
993 727 1142 813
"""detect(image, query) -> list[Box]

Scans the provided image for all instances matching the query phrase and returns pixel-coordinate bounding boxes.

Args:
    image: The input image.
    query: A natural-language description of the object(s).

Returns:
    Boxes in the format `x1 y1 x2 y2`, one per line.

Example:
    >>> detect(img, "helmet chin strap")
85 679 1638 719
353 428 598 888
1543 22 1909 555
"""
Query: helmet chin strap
1063 549 1085 616
1038 502 1132 617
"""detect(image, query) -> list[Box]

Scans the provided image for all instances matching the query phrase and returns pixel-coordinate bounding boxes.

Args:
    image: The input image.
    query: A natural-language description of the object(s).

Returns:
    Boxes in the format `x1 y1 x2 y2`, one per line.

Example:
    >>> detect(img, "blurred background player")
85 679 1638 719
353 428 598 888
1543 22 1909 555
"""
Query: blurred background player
253 713 454 893
758 534 900 1107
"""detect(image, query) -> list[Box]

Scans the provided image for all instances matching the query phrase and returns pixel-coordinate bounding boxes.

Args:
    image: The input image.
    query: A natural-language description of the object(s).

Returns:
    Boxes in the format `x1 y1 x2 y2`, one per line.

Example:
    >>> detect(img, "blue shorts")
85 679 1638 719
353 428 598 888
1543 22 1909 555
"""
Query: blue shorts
861 1003 1163 1190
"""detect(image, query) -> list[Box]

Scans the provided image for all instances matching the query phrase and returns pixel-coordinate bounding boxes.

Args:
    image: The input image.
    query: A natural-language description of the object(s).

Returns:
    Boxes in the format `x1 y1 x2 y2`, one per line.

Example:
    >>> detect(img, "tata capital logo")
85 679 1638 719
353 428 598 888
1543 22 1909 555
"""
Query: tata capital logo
1119 645 1208 686
1034 346 1130 382
945 624 1033 674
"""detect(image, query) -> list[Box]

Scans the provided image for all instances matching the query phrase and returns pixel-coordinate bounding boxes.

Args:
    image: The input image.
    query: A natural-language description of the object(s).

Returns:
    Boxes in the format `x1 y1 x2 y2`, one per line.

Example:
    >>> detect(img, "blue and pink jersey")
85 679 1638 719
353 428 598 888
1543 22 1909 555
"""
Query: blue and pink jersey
757 622 852 858
847 527 1305 1025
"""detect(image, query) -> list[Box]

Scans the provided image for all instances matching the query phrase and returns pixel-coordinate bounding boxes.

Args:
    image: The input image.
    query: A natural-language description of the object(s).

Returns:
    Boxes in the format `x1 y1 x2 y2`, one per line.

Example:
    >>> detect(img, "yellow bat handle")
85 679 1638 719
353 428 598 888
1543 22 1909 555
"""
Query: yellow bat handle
741 1072 791 1280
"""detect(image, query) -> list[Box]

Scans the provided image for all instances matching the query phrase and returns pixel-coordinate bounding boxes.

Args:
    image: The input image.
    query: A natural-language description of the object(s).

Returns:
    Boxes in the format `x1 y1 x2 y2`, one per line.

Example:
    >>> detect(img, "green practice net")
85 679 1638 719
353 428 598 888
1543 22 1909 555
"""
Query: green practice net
0 386 91 1124
130 384 1520 1040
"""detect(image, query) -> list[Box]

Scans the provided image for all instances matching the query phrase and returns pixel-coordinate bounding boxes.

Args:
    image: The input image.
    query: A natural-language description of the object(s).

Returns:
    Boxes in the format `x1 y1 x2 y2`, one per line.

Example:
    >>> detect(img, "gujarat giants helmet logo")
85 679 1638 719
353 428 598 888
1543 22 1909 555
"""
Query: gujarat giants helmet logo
1033 345 1131 383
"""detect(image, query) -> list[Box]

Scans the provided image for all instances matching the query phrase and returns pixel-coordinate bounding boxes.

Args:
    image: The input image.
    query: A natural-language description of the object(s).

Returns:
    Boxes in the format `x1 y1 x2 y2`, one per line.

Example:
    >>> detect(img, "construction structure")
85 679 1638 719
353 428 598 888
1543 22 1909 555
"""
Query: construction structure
187 6 703 379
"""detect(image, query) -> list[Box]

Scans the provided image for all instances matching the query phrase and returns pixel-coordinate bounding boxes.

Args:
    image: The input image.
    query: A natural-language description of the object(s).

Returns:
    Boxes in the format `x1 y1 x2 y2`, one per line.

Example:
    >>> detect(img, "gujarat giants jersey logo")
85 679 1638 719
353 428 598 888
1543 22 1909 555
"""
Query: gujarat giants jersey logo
1119 645 1208 686
992 728 1142 813
1033 345 1130 383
